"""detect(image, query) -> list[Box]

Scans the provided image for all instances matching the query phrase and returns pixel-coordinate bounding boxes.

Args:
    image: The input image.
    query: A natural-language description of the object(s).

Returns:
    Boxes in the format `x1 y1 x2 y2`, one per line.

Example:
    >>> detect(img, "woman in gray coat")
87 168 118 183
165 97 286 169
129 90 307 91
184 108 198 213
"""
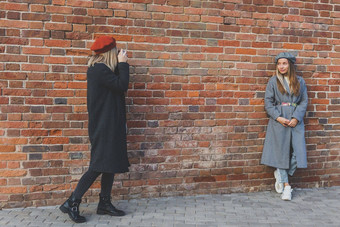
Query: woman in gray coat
261 52 308 201
60 36 130 223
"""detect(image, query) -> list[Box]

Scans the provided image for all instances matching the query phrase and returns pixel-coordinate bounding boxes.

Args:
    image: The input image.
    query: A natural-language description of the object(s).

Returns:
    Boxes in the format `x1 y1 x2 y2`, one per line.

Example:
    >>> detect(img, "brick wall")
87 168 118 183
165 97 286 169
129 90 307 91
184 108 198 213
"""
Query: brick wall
1 0 340 208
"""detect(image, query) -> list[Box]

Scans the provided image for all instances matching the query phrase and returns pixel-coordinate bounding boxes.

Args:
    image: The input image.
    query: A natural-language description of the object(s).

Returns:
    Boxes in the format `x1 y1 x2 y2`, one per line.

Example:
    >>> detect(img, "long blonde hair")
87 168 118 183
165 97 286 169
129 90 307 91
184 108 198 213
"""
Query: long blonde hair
276 60 300 96
88 48 118 71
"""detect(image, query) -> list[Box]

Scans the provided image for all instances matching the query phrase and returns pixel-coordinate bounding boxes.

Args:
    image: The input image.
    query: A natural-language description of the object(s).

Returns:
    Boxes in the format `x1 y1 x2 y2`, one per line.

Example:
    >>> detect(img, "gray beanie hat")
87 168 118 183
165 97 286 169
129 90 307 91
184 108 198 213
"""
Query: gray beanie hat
275 52 296 64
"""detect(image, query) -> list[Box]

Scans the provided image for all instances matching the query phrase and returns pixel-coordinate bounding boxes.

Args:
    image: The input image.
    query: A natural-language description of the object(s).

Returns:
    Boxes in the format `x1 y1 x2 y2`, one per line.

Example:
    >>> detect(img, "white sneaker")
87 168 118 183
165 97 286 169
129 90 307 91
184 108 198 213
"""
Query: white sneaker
274 170 283 194
281 185 293 201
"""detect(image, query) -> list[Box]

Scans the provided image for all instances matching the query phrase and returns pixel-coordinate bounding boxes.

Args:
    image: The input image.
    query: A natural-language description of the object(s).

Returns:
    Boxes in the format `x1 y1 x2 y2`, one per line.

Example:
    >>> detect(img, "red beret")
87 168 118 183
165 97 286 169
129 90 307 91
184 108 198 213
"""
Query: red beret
90 36 116 54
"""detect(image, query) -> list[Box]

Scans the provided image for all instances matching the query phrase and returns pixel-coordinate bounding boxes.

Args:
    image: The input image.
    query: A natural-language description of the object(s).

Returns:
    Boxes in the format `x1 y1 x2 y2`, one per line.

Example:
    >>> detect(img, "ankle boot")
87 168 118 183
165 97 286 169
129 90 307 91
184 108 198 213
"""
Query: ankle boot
60 193 86 223
97 193 125 216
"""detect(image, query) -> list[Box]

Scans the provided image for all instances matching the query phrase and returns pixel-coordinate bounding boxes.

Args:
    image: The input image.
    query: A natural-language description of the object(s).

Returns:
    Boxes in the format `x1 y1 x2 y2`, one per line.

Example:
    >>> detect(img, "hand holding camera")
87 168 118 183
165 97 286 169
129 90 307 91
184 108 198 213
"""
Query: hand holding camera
118 49 128 63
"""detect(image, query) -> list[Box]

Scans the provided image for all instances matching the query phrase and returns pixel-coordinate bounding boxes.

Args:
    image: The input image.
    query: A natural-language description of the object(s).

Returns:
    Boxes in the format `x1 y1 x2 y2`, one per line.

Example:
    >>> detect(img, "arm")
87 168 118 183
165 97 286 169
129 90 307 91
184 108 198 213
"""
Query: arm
98 62 130 92
291 78 308 123
264 77 281 121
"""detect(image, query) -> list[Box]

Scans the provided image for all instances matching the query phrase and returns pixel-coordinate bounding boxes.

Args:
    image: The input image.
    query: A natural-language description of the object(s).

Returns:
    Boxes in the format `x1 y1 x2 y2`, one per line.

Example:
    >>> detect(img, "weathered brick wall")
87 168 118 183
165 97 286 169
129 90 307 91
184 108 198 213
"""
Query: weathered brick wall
1 0 339 208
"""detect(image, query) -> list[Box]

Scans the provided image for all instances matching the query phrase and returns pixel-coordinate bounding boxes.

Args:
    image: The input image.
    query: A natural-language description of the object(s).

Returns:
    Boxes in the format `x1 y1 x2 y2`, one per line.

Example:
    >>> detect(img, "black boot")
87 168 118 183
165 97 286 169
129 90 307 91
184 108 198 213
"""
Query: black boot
97 193 125 216
60 193 86 223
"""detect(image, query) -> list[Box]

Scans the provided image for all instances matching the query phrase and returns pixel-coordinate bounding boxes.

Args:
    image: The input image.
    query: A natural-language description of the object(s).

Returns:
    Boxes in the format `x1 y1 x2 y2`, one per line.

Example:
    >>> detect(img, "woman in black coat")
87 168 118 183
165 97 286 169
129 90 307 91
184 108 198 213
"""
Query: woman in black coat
60 36 130 223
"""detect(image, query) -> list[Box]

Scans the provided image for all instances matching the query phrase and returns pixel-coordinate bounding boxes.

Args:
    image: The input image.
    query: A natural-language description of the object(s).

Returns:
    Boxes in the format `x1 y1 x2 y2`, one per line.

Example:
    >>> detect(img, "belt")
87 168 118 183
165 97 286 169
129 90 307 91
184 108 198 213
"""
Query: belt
281 102 297 107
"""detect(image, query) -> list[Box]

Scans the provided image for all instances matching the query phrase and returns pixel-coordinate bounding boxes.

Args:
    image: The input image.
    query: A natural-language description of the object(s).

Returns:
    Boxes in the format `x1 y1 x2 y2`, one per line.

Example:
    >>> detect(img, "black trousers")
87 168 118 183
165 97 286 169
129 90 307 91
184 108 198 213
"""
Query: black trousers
73 170 115 200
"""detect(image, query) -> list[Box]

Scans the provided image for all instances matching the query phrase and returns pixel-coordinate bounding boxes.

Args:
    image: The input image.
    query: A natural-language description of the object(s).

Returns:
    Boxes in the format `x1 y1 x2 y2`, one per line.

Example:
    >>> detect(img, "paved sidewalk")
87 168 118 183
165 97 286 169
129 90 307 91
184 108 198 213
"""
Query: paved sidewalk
0 187 339 227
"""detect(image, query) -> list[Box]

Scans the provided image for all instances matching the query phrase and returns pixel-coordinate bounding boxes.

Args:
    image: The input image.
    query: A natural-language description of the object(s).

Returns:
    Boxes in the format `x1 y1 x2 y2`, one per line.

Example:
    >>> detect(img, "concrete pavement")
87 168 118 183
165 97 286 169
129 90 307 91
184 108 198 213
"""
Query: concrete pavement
0 187 339 226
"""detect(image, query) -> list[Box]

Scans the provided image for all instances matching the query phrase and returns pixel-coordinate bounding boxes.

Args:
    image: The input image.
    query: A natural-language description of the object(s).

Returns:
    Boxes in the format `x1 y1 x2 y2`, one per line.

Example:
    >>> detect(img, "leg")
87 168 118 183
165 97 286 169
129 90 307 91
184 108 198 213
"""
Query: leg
277 168 289 184
100 173 115 197
280 150 297 201
274 169 285 193
73 170 101 199
60 170 101 223
97 173 125 216
288 151 297 177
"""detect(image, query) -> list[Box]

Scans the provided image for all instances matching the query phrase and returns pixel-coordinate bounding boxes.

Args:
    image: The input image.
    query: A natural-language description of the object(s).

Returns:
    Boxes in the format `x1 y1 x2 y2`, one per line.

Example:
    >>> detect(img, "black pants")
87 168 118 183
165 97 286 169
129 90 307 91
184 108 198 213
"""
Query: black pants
73 170 115 200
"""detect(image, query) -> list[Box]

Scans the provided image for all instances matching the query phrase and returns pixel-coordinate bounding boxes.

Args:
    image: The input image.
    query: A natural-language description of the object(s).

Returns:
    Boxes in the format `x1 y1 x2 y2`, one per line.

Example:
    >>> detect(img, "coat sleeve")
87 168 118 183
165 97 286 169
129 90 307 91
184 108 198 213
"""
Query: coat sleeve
264 77 281 121
98 62 130 92
292 78 308 122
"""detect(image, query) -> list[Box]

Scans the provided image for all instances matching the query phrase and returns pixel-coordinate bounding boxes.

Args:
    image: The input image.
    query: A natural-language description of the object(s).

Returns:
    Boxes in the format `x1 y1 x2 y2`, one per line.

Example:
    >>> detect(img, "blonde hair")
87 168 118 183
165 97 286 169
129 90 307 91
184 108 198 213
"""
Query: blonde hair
276 60 300 96
88 48 118 71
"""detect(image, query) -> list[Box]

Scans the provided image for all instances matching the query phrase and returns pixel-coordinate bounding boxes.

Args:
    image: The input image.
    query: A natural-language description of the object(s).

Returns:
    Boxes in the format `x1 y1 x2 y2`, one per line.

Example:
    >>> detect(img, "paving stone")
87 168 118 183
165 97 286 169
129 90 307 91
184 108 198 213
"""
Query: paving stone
1 187 340 226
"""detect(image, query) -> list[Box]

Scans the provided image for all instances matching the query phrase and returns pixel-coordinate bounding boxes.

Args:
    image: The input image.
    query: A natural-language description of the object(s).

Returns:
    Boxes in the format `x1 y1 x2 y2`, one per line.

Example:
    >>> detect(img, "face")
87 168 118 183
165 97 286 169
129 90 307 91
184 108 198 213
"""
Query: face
277 58 289 75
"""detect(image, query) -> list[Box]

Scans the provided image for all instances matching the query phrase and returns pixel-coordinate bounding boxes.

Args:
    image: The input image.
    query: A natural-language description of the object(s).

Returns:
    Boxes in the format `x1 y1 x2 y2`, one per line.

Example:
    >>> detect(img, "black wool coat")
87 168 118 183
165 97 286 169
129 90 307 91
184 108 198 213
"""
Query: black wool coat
87 62 130 173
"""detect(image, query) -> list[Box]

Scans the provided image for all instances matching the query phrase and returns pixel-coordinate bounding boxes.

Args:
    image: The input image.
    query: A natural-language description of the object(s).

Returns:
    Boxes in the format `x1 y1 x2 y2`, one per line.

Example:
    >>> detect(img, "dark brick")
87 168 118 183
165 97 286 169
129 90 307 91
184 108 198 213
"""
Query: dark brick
51 49 65 55
70 152 83 159
256 92 265 98
189 106 199 112
172 68 188 75
331 99 340 104
193 176 216 182
319 119 328 124
49 145 63 151
148 121 159 128
239 99 249 105
324 125 333 130
235 127 245 133
54 98 67 105
29 153 42 160
52 65 65 72
6 46 20 54
31 106 45 113
73 8 87 15
51 31 65 39
141 143 163 150
9 194 24 202
7 12 20 20
22 30 50 38
70 137 83 144
23 146 50 153
128 150 145 158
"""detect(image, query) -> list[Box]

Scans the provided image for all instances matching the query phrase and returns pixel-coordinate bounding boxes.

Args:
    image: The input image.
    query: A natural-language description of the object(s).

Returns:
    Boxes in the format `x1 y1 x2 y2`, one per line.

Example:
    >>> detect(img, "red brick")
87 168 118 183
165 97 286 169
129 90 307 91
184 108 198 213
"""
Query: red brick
0 2 28 11
31 4 45 12
128 11 152 19
44 57 72 64
3 89 31 96
45 23 72 31
22 64 49 72
44 40 71 47
46 5 72 14
88 9 113 17
0 186 27 194
1 106 30 113
282 43 303 50
0 153 27 161
108 2 134 10
22 13 49 21
0 145 16 152
202 47 223 53
236 48 257 55
315 45 332 51
252 27 272 34
0 55 27 62
66 0 93 7
253 0 273 5
201 16 223 23
284 15 304 22
0 170 27 177
114 10 127 17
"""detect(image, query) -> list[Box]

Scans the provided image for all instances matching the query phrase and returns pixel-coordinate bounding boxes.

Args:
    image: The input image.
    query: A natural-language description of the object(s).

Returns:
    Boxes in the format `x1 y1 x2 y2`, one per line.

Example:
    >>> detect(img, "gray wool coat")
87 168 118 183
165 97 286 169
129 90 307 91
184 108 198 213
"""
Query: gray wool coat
87 62 130 173
261 75 308 169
